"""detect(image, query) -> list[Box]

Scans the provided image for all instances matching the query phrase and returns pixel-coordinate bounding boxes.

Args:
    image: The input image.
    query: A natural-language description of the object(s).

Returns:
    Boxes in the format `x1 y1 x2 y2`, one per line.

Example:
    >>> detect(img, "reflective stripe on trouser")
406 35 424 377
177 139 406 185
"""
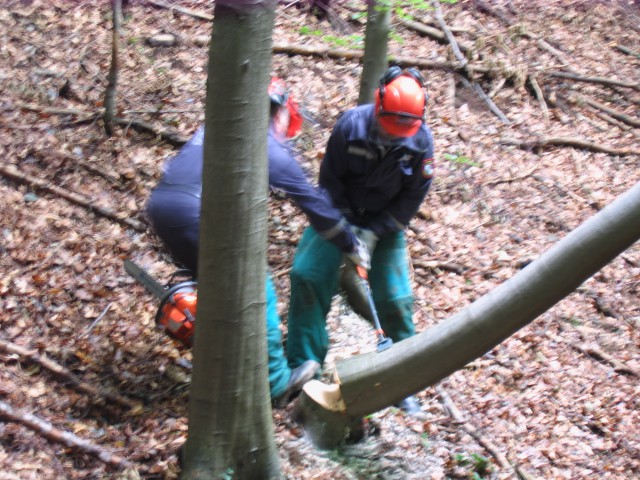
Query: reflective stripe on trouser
286 227 415 369
266 274 291 399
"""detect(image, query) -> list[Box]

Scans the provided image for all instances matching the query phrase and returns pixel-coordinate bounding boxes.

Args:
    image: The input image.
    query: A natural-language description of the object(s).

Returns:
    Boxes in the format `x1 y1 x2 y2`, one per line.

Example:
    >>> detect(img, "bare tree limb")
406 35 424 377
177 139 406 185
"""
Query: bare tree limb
103 0 122 136
272 41 485 73
0 162 147 232
146 0 213 21
548 71 639 91
431 1 468 69
527 75 549 119
486 165 539 187
113 116 190 146
615 44 640 59
432 1 510 124
0 338 142 410
500 136 640 157
398 18 474 54
459 77 511 124
15 103 190 146
412 259 465 275
564 93 640 128
473 0 578 74
0 400 135 469
546 329 639 377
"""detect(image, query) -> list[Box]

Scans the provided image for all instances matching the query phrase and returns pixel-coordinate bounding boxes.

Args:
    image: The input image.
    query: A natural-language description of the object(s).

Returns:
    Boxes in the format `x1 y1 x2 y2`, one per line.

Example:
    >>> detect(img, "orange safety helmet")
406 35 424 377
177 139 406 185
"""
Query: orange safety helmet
374 67 427 138
268 77 303 138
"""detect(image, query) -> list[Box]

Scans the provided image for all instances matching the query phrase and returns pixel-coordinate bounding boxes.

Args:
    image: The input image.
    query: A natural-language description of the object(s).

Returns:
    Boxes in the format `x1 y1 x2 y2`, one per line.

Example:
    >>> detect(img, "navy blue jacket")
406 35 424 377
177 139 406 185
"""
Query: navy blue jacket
152 126 356 253
320 104 434 237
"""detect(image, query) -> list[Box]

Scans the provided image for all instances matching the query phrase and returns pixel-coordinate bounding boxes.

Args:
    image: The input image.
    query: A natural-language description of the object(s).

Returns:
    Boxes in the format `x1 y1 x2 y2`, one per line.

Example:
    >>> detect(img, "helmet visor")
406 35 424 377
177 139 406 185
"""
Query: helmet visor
377 111 422 137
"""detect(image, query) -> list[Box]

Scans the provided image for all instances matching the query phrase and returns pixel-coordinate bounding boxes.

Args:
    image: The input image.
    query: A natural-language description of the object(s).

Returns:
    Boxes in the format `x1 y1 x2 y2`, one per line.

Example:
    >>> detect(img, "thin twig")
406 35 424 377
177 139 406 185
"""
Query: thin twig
81 302 113 338
500 136 639 157
0 163 147 232
436 386 535 480
0 400 135 469
527 75 549 119
0 338 141 409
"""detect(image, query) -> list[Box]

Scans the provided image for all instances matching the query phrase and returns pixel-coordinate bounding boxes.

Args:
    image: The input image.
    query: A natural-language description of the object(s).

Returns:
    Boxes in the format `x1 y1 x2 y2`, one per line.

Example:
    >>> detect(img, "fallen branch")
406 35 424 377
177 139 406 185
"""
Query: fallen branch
113 116 189 146
546 329 639 377
486 165 539 187
272 42 491 74
459 77 511 124
615 44 640 59
527 75 549 119
500 136 639 157
16 104 189 147
431 1 468 70
532 174 601 211
146 0 212 21
0 400 135 469
412 259 465 275
548 71 639 91
31 149 123 187
473 0 578 74
436 386 535 480
565 93 640 128
0 338 142 410
398 18 474 55
0 162 147 232
431 1 510 123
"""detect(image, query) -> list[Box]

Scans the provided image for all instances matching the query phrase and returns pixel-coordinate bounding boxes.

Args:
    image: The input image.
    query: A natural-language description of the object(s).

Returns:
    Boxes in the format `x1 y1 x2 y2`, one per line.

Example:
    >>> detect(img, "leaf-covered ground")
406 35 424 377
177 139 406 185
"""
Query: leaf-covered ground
1 1 638 479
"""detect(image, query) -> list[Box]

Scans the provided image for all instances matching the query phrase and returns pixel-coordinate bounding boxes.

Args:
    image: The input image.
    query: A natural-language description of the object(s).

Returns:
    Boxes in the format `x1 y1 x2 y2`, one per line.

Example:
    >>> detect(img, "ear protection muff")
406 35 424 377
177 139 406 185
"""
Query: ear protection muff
378 66 428 120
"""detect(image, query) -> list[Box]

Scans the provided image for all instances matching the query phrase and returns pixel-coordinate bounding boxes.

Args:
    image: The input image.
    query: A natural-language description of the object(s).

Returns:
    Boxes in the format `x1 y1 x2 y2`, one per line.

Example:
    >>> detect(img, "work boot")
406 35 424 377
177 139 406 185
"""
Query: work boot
273 360 321 409
396 395 427 420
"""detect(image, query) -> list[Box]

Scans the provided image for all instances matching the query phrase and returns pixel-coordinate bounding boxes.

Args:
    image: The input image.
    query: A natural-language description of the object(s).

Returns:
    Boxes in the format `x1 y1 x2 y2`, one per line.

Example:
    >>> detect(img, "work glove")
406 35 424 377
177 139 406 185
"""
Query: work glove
344 237 371 270
344 227 378 270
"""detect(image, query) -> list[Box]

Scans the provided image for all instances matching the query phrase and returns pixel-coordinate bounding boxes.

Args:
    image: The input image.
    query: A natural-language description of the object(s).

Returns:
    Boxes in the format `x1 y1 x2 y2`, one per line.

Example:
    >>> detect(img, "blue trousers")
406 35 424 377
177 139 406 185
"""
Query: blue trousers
286 227 415 369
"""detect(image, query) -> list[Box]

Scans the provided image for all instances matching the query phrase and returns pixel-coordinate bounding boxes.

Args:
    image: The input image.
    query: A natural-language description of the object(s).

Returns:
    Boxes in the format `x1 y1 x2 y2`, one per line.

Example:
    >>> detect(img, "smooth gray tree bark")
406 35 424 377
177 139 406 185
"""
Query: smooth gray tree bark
338 181 640 416
301 182 640 446
358 0 391 105
181 1 279 479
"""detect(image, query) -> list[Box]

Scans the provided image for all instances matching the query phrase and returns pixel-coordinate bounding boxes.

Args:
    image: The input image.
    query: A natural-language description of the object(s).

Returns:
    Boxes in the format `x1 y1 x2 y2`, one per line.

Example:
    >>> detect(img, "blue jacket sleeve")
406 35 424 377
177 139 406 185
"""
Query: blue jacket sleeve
268 137 356 253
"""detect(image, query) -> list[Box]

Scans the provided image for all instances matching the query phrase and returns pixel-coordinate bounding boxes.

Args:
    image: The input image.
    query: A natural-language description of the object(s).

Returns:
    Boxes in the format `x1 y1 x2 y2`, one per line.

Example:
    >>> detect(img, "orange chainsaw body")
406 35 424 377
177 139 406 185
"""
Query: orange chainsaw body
156 289 197 347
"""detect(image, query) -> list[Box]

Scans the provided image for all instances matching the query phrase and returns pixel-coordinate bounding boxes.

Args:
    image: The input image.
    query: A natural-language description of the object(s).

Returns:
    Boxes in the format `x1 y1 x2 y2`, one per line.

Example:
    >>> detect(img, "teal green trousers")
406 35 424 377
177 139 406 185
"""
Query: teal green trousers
286 227 415 368
266 274 290 398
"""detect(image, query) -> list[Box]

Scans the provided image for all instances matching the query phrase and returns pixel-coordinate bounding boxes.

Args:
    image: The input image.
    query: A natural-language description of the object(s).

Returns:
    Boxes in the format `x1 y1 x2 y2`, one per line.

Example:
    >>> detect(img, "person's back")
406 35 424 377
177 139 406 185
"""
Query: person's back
144 77 365 406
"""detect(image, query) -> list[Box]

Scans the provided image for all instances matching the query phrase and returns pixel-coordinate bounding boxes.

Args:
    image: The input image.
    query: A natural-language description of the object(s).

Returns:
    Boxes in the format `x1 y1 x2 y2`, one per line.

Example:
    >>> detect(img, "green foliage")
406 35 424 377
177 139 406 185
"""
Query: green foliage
299 26 364 49
298 0 459 49
453 452 492 478
444 153 480 168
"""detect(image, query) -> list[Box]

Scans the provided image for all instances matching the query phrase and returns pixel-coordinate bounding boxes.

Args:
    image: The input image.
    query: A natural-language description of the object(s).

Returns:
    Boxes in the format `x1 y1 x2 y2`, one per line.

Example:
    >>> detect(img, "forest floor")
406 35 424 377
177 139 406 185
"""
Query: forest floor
1 1 639 479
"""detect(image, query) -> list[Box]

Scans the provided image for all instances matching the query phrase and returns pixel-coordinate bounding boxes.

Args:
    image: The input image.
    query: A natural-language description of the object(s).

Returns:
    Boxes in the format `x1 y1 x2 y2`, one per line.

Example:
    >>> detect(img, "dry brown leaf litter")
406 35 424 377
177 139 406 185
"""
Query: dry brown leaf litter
1 1 638 479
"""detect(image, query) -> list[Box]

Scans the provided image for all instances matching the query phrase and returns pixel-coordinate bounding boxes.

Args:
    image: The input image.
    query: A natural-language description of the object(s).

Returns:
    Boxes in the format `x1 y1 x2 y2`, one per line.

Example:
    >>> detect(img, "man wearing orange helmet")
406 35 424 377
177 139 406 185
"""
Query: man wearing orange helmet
146 78 367 407
286 67 435 417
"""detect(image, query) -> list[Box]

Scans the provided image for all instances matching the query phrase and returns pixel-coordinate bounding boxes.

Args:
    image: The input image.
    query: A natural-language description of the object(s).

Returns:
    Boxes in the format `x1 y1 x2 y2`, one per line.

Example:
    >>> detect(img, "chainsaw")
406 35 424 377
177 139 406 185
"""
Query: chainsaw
124 259 197 346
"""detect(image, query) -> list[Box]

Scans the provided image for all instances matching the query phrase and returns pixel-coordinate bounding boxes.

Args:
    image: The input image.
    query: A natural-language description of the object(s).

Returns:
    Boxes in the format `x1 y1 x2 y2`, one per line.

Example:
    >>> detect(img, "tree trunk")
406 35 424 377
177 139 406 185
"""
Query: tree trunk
180 2 279 479
338 181 640 415
357 0 391 105
301 182 640 445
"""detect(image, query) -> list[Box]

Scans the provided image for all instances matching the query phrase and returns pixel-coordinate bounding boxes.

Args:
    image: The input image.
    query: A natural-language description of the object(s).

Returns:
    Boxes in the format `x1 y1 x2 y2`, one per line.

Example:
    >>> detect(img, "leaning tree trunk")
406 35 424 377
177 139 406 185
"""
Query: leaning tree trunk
300 181 640 447
357 0 391 105
180 1 279 479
